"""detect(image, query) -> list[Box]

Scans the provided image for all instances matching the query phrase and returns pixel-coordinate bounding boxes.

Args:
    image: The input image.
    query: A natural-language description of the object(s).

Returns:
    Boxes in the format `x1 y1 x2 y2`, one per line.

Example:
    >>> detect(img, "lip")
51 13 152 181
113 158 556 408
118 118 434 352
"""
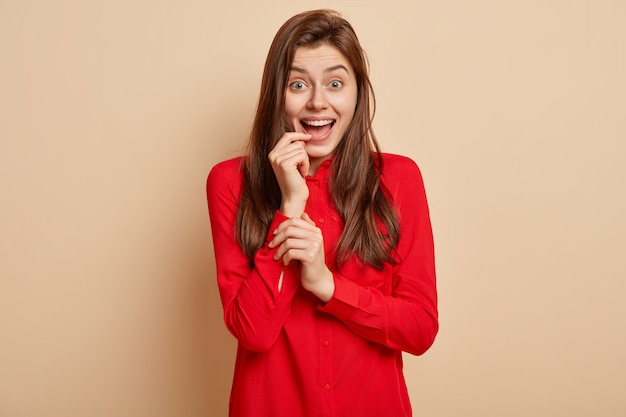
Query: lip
308 124 334 142
300 116 335 122
299 117 336 141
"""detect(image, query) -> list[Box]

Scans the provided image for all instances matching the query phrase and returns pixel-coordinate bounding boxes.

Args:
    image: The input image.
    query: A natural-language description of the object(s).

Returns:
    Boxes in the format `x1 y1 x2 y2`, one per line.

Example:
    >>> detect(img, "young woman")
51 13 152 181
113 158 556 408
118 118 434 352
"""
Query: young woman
207 9 438 417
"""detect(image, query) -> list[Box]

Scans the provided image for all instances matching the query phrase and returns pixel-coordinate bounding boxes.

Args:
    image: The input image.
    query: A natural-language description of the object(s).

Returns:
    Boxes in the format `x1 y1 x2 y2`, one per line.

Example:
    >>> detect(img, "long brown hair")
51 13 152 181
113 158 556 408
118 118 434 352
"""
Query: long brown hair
237 9 399 270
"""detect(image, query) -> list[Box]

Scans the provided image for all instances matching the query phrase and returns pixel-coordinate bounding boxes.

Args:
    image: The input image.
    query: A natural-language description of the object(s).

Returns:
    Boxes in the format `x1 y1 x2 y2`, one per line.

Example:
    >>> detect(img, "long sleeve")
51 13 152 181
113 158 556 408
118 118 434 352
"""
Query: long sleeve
206 158 298 352
207 154 437 417
318 155 438 356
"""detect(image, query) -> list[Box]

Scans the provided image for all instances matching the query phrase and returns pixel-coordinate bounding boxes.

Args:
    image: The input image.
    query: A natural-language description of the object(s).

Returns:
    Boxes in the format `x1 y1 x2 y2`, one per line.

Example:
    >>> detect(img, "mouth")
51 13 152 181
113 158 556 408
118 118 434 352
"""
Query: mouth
300 119 335 139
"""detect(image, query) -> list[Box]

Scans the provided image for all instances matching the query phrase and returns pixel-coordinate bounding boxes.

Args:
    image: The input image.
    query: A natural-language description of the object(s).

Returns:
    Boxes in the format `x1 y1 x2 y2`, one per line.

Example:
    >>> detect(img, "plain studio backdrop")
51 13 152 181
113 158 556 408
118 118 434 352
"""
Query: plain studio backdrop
1 1 625 416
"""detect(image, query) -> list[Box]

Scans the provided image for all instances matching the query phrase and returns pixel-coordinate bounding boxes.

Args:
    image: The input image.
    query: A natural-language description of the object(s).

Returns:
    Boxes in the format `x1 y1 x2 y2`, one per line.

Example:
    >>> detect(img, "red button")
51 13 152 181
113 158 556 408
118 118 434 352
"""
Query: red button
322 340 329 347
324 383 331 391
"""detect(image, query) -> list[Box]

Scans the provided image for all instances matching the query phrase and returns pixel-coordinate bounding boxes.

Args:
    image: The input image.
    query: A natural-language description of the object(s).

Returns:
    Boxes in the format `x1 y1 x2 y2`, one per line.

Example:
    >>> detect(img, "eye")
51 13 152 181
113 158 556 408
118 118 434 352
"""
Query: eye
329 80 343 89
290 81 306 90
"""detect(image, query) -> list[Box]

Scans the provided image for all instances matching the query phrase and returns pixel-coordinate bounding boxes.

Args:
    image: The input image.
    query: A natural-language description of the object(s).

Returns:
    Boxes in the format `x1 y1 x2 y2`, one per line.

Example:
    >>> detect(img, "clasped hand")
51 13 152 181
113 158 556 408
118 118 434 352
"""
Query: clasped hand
268 132 335 302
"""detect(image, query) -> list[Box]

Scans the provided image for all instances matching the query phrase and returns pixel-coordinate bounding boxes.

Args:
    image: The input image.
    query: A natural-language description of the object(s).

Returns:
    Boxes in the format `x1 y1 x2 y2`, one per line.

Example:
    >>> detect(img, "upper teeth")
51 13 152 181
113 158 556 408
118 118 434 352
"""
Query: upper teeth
304 119 333 127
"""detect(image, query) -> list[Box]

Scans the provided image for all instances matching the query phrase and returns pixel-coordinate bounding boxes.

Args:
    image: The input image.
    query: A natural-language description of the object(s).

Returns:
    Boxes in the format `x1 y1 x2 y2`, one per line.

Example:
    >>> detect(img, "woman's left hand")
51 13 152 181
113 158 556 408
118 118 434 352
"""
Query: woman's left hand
269 213 335 302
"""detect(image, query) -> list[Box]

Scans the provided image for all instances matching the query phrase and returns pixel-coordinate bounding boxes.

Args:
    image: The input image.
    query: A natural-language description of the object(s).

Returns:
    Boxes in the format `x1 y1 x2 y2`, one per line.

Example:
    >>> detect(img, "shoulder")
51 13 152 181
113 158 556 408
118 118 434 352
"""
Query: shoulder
206 156 245 191
208 156 244 180
379 153 422 181
209 156 244 175
378 153 428 208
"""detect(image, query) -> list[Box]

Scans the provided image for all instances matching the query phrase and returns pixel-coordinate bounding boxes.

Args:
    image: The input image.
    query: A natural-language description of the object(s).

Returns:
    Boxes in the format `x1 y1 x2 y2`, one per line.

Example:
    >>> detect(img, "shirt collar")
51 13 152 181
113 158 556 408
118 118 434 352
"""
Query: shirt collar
307 158 334 180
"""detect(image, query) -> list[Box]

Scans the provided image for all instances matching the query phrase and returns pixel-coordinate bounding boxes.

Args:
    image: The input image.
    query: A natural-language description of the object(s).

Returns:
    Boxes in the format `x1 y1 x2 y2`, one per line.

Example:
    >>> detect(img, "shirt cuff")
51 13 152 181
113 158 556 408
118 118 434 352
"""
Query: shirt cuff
265 211 290 244
251 211 294 301
318 274 359 313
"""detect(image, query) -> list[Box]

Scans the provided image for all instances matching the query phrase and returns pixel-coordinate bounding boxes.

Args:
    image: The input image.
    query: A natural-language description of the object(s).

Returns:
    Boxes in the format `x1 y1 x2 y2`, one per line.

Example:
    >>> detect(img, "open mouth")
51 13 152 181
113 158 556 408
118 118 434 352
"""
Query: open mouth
301 119 335 138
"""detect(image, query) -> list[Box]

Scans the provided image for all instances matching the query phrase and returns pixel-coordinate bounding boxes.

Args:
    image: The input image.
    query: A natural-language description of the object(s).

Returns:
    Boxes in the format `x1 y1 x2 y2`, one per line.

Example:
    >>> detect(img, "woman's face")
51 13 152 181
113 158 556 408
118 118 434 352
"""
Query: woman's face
284 43 358 173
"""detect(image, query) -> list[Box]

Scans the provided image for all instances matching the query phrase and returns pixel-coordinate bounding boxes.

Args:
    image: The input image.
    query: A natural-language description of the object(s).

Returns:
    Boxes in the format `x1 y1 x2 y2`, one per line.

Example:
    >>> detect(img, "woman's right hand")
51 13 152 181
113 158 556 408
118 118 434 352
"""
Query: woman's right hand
268 132 312 217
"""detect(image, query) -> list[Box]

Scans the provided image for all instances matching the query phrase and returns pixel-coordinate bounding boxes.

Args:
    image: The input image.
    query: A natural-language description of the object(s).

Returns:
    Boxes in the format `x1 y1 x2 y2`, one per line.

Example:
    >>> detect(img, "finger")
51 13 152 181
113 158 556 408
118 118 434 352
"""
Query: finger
270 224 316 249
273 237 310 260
273 217 317 238
269 143 310 178
271 144 307 166
279 246 321 266
273 132 312 150
296 151 310 178
269 141 306 164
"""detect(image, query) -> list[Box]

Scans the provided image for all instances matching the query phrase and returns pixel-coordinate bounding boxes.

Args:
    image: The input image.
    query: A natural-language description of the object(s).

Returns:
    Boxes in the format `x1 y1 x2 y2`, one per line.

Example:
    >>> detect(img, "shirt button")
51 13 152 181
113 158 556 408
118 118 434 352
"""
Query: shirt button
318 217 325 223
324 383 331 391
322 340 329 347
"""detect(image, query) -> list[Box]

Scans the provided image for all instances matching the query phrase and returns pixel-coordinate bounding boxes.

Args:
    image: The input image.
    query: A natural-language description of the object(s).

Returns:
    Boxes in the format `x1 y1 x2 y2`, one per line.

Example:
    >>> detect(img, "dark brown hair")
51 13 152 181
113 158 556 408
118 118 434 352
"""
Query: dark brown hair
237 9 399 269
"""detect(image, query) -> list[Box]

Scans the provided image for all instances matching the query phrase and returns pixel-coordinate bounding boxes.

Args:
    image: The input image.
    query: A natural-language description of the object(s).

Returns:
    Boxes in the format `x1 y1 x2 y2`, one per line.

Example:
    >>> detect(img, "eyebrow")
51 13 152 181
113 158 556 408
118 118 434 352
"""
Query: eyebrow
290 64 350 74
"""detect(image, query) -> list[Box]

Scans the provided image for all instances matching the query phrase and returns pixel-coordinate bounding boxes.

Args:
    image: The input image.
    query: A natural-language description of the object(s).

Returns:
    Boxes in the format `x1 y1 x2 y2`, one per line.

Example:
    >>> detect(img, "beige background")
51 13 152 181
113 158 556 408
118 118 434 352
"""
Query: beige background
1 0 625 416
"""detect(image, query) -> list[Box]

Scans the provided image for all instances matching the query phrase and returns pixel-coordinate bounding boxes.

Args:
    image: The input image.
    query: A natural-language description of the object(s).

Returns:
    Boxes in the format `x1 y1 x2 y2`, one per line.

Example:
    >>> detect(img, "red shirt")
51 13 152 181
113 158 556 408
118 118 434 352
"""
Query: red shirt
206 154 438 417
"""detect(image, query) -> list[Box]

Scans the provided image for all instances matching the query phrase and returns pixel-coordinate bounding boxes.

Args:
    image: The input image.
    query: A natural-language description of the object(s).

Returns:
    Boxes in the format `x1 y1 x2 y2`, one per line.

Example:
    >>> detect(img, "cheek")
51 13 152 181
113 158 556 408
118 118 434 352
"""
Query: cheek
284 93 304 118
338 101 357 123
283 101 304 131
337 91 358 119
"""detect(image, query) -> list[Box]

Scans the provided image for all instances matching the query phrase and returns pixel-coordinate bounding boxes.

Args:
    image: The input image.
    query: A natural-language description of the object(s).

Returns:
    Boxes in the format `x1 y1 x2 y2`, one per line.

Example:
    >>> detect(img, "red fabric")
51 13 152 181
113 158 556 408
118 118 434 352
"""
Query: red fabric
206 154 438 417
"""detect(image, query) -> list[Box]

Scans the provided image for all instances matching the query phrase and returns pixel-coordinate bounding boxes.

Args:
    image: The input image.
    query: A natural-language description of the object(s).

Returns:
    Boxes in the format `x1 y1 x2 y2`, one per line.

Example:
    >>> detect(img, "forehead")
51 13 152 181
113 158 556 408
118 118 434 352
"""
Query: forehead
291 44 353 72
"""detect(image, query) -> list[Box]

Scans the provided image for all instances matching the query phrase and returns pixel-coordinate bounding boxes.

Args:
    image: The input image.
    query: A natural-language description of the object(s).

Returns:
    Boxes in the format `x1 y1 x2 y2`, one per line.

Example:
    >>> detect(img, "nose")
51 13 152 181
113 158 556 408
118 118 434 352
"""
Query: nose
307 86 328 111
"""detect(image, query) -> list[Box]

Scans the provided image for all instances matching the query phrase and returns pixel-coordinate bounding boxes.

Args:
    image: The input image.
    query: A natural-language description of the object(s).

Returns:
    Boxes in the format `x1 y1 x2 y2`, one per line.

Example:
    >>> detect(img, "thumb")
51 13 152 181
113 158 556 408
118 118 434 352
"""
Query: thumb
301 212 316 226
297 157 310 178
